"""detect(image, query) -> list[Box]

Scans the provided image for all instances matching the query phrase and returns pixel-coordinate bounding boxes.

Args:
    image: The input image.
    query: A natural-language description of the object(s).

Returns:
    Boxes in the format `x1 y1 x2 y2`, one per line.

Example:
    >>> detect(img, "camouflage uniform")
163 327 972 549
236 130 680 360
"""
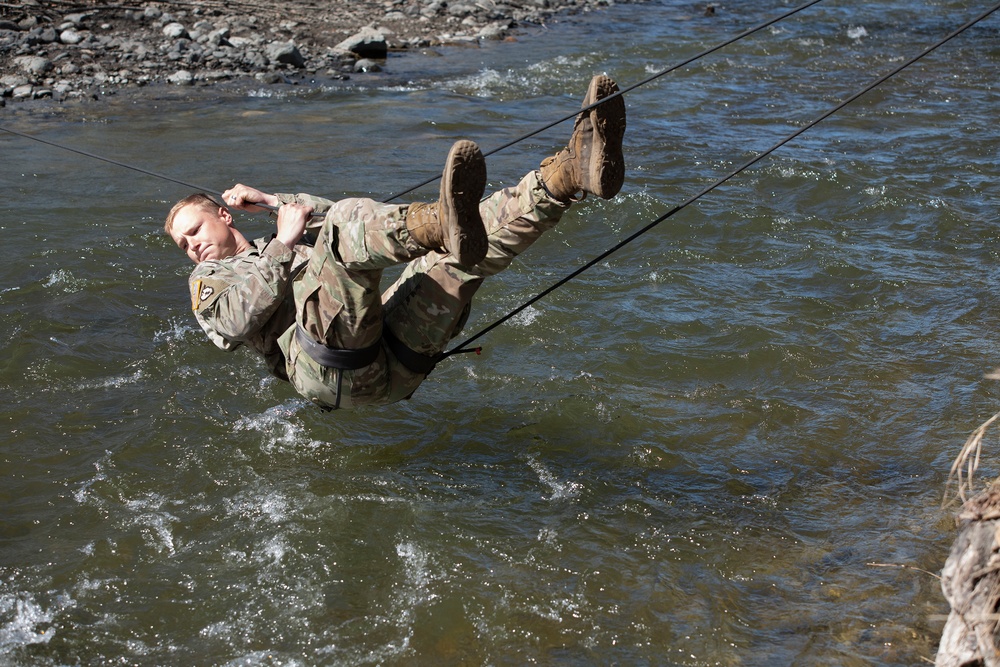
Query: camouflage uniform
188 170 569 410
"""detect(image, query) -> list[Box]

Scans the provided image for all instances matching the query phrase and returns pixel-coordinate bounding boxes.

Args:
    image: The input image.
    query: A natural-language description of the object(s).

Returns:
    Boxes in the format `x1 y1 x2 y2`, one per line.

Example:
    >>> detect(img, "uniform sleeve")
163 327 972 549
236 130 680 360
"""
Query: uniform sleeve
188 238 296 350
274 192 336 232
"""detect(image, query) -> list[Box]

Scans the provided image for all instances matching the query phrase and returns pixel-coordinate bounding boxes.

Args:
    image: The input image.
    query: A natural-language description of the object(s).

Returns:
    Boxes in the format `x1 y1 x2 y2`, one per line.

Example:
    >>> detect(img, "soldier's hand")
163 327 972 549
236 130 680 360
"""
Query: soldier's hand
275 202 313 249
222 184 277 213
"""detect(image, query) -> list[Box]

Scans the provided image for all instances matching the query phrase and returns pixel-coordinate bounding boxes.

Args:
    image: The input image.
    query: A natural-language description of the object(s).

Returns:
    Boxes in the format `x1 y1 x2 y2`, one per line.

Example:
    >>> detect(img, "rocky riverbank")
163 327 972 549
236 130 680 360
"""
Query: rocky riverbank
0 0 635 107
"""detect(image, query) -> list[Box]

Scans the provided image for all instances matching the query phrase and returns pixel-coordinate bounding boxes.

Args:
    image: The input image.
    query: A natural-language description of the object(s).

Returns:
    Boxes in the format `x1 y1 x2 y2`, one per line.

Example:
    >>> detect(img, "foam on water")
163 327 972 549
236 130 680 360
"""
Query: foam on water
526 453 582 501
42 269 86 292
848 25 869 40
0 593 70 651
153 317 200 343
220 651 308 667
123 498 178 556
76 369 146 391
232 401 321 454
508 305 540 327
223 488 290 525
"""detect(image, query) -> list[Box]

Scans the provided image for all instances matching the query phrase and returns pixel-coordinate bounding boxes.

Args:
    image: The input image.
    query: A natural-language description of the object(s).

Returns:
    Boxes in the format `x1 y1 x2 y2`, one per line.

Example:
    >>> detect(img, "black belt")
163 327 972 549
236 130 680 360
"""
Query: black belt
382 324 441 376
295 323 440 376
295 324 381 370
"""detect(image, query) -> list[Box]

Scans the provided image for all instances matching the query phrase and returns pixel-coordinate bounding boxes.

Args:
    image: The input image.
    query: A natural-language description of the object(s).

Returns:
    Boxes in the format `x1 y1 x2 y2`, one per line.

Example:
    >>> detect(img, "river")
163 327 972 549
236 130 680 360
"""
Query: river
3 0 999 664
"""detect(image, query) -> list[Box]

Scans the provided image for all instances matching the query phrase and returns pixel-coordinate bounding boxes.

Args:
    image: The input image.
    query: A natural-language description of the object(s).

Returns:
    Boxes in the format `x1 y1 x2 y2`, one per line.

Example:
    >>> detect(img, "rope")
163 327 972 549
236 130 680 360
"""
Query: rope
440 0 1000 360
383 0 829 202
4 1 997 367
0 123 289 216
0 124 225 195
0 0 827 213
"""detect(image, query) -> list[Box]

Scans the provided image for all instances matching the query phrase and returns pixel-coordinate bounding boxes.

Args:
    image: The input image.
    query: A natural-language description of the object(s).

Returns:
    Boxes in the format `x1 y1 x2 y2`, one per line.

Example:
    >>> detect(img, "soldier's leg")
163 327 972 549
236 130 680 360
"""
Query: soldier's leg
282 204 395 410
311 140 489 274
381 73 627 367
282 141 487 409
380 169 568 365
539 74 626 202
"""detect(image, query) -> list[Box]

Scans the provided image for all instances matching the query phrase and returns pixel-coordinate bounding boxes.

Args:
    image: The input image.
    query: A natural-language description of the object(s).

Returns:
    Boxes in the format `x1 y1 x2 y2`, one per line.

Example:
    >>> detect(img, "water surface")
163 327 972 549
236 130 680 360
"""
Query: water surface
3 0 1000 664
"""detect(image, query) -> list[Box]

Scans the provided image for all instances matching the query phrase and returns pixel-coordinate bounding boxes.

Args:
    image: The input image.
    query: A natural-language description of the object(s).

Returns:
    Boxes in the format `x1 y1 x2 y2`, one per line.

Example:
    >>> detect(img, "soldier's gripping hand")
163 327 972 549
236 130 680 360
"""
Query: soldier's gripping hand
275 202 313 249
222 184 278 213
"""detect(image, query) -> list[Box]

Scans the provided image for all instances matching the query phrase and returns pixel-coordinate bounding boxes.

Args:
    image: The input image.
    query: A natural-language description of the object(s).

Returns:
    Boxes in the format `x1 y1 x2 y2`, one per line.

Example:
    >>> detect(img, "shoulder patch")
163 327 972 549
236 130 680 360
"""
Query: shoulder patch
189 276 227 312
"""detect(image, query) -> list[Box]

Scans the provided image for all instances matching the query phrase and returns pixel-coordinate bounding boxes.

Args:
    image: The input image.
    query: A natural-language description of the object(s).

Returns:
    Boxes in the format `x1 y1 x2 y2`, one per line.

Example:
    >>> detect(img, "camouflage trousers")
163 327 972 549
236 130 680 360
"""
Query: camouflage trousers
277 170 569 410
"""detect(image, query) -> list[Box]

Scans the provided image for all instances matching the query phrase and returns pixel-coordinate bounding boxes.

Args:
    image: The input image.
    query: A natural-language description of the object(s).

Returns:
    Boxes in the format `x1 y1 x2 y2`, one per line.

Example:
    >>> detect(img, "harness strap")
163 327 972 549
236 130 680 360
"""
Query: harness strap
296 322 441 377
382 324 440 376
295 323 440 411
295 324 381 370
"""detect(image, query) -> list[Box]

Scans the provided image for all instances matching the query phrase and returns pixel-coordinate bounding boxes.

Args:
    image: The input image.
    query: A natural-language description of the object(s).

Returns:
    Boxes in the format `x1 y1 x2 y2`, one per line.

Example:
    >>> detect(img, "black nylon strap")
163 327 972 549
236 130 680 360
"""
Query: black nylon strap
382 324 440 376
295 324 381 370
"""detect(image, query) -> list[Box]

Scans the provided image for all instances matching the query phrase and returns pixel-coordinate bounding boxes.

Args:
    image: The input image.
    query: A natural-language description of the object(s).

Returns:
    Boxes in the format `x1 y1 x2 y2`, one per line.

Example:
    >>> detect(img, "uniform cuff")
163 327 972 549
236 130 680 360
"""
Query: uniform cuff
273 192 334 215
263 236 295 262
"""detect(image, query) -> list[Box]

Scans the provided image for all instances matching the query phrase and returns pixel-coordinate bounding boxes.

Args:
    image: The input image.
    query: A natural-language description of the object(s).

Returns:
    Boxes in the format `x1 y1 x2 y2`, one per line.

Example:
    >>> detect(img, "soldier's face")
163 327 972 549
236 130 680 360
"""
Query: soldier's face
169 205 241 264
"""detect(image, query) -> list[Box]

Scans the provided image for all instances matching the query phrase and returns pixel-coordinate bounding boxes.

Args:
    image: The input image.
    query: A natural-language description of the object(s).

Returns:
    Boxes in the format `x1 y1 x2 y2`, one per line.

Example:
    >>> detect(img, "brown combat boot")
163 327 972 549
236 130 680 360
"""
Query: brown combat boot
540 74 626 202
406 140 488 267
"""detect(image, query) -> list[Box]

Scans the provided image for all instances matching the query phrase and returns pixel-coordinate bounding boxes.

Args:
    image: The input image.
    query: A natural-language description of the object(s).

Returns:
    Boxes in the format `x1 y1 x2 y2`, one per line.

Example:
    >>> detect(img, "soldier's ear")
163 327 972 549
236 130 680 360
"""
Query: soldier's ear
218 207 236 227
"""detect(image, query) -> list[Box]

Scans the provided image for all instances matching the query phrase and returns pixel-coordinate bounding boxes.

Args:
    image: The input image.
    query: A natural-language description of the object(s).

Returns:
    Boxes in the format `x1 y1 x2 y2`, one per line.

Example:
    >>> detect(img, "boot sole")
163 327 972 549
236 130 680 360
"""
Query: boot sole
439 140 488 266
584 75 626 199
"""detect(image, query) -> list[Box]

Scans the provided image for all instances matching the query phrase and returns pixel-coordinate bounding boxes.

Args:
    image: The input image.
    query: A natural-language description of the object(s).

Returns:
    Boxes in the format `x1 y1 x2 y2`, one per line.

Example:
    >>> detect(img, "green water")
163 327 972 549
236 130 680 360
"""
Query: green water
3 0 1000 664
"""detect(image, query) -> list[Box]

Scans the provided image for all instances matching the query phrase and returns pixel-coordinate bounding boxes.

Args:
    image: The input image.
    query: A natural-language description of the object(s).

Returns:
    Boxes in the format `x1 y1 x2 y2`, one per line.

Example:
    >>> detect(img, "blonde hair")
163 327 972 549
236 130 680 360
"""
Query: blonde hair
164 193 224 234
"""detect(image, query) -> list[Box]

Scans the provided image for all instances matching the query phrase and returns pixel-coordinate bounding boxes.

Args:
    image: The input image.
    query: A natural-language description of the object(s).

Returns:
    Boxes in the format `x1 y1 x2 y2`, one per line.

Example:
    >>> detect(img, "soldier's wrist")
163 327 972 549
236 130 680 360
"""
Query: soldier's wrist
263 236 296 261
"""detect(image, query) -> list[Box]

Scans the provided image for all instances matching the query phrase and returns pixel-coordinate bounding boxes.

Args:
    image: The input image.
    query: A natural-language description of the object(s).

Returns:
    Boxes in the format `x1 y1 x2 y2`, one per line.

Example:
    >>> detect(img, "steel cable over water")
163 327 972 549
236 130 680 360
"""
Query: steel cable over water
0 0 829 216
383 0 830 201
4 0 997 365
441 0 1000 359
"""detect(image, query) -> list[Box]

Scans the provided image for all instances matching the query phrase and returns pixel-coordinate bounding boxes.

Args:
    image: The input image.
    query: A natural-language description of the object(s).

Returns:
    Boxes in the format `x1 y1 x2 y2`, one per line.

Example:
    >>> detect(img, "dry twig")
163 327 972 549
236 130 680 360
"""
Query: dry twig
946 410 1000 505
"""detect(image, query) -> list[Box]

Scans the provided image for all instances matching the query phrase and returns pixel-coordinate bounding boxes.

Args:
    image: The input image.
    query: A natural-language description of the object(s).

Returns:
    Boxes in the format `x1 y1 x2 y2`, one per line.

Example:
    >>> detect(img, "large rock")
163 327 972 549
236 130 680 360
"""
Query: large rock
60 28 85 45
62 12 91 27
266 41 305 68
1 73 29 87
167 69 194 85
163 22 189 39
14 55 52 76
26 26 57 44
335 27 387 59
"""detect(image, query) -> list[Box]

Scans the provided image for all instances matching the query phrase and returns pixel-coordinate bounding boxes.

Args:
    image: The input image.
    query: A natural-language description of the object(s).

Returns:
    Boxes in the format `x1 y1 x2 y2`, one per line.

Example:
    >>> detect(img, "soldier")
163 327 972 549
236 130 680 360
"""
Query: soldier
165 75 626 410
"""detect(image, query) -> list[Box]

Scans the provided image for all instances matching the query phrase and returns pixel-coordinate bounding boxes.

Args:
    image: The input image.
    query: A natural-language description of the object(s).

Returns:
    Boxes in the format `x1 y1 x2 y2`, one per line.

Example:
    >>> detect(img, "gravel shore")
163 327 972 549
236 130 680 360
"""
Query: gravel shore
1 0 635 107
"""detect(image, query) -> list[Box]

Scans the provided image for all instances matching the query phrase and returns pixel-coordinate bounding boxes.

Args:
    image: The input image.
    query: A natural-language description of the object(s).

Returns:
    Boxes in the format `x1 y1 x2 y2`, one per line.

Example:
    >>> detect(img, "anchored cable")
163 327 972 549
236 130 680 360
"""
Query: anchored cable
4 0 997 365
0 0 827 213
441 0 1000 359
0 123 288 215
383 0 829 202
0 124 225 196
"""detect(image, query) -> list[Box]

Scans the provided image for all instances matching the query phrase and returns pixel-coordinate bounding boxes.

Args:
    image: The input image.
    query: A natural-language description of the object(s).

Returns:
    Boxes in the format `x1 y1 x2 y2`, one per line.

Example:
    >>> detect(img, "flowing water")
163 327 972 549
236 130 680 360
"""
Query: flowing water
3 0 1000 663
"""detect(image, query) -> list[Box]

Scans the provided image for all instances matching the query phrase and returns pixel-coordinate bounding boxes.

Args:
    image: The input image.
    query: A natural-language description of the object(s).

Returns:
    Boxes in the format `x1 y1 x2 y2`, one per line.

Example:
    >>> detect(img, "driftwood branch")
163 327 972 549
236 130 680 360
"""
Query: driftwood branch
938 413 1000 666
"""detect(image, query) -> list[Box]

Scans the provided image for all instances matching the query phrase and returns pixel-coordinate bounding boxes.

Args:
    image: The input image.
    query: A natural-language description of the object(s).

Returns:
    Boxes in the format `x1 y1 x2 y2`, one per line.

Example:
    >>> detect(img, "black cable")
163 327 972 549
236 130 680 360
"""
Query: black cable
0 0 829 211
441 0 1000 359
0 124 294 217
0 123 224 196
383 0 829 202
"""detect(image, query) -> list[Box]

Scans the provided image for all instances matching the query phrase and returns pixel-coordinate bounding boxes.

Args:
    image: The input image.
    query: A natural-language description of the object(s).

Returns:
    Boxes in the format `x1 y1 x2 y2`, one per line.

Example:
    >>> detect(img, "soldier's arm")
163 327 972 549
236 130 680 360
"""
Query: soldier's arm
274 192 336 232
221 183 334 234
188 238 297 348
